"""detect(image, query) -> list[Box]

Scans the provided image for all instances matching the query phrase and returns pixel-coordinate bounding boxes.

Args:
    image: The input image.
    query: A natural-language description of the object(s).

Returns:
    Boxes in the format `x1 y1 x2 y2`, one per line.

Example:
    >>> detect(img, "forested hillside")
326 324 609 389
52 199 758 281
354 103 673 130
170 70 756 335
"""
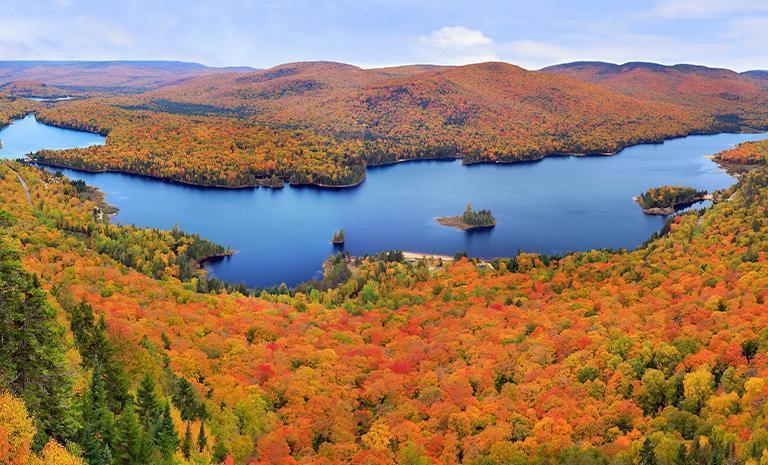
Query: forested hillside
14 59 768 188
21 60 742 187
541 62 768 130
0 61 253 94
0 95 37 128
3 134 768 463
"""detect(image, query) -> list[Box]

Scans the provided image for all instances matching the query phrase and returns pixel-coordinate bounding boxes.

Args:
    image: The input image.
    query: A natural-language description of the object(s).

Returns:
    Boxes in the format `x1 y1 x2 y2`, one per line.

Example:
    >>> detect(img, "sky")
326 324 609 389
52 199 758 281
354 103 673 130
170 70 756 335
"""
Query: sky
1 0 767 71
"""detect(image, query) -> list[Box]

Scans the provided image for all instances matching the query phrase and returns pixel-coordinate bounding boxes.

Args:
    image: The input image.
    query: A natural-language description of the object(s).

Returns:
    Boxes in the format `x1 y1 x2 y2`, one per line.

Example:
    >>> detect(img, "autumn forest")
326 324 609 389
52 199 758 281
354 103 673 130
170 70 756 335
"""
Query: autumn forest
2 19 768 465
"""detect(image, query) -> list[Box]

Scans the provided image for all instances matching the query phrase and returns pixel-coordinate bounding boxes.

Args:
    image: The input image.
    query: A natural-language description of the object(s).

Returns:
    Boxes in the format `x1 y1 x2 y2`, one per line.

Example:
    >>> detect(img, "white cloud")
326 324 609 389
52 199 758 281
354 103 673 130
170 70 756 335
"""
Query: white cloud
422 26 492 48
647 0 768 19
418 26 497 65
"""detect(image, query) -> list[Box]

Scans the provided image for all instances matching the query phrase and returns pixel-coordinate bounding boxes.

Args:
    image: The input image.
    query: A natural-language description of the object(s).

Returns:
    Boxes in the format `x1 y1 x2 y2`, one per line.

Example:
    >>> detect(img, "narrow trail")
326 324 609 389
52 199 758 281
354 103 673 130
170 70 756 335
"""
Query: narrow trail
9 168 32 207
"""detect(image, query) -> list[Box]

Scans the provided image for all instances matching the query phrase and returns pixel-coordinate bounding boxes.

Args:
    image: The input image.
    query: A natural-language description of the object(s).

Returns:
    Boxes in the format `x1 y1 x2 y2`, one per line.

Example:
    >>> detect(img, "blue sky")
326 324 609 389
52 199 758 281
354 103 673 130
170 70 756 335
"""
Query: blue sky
1 0 767 71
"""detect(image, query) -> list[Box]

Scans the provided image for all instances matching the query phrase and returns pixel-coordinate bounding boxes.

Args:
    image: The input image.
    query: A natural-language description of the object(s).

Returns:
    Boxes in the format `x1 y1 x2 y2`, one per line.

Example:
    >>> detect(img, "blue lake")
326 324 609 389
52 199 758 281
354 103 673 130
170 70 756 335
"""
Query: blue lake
1 115 764 287
0 114 104 158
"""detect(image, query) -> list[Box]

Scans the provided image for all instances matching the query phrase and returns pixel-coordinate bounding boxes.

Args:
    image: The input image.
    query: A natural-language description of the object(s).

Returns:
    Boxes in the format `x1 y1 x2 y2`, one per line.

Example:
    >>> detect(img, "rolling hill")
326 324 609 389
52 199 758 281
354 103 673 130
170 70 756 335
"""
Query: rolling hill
542 61 768 130
30 60 722 187
0 60 255 94
13 59 768 188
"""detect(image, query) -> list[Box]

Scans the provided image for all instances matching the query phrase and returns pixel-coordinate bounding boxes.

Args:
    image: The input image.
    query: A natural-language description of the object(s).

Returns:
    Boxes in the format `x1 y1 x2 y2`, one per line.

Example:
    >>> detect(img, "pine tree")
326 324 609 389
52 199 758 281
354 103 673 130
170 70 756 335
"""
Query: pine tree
68 301 130 412
81 362 115 465
154 401 179 461
0 238 75 446
181 421 192 459
172 377 198 422
102 443 112 465
197 420 207 452
113 401 142 465
136 374 159 429
137 427 157 465
640 438 658 465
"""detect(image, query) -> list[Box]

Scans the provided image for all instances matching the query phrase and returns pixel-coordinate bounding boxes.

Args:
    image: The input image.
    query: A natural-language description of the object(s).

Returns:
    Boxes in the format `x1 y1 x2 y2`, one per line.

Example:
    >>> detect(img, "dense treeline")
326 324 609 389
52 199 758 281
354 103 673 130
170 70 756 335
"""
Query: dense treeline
0 173 221 464
3 139 768 464
0 95 37 151
462 203 496 226
0 219 75 449
715 139 768 166
8 61 768 189
88 223 231 281
33 171 230 281
542 62 768 132
24 61 745 188
33 100 366 188
636 186 707 210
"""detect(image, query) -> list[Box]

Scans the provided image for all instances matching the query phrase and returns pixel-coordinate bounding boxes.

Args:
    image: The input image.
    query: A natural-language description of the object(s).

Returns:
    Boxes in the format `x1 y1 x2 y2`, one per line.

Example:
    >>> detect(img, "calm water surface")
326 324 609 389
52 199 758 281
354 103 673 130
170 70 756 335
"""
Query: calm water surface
0 115 104 158
2 115 764 287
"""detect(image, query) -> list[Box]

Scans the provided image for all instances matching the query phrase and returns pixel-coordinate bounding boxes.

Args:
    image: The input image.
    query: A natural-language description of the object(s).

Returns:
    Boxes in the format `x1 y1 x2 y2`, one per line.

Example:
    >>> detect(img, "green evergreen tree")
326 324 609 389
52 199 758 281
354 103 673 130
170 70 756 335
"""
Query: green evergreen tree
137 428 157 465
0 236 75 446
113 401 142 465
212 441 229 463
197 420 207 452
172 376 198 422
181 421 193 459
154 401 179 461
640 438 658 465
102 444 112 465
136 374 160 429
68 302 130 412
81 363 115 465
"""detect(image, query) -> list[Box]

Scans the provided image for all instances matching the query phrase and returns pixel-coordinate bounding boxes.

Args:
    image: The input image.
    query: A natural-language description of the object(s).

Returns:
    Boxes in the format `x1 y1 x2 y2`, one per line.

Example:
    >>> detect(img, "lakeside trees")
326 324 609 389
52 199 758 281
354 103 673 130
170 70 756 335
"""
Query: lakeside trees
331 228 345 244
462 203 496 226
25 59 768 189
636 185 707 212
3 138 768 464
716 139 768 166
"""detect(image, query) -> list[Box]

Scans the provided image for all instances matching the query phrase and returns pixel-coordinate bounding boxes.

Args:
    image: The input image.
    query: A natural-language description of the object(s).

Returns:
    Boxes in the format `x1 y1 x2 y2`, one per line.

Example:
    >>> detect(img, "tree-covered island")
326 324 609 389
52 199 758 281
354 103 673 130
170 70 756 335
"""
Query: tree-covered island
436 203 497 230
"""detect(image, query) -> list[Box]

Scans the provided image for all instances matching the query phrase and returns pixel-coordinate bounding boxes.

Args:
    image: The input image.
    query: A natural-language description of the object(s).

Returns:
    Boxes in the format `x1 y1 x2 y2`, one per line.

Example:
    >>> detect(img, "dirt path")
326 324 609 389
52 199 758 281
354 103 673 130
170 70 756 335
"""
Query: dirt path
9 168 32 207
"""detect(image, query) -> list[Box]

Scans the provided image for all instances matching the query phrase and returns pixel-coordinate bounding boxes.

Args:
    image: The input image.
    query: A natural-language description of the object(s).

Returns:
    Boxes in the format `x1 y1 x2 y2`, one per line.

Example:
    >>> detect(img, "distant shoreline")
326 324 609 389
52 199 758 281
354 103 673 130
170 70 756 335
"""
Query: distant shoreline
15 113 767 191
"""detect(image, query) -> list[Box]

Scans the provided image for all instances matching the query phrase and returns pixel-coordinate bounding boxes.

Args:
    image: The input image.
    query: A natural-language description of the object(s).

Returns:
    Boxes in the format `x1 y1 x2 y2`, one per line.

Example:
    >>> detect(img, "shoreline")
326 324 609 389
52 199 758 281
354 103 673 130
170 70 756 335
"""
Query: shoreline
635 194 713 216
196 251 236 269
14 113 767 191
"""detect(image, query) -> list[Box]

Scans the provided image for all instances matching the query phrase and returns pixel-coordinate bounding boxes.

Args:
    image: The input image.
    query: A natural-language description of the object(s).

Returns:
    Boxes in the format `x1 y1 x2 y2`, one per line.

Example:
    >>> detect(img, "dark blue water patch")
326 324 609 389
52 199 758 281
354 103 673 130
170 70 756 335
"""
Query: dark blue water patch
0 114 104 159
37 126 765 287
3 114 763 287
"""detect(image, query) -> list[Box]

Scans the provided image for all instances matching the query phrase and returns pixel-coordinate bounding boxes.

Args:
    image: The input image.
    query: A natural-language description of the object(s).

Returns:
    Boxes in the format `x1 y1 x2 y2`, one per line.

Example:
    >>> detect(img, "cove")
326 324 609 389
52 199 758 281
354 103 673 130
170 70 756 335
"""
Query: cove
1 115 765 287
0 114 104 158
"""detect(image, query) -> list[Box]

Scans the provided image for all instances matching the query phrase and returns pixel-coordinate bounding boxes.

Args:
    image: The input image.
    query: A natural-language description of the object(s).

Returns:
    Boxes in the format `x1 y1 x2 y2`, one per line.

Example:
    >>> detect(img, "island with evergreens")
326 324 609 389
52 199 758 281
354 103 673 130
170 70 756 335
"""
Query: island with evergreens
635 185 709 215
331 228 345 245
436 203 497 230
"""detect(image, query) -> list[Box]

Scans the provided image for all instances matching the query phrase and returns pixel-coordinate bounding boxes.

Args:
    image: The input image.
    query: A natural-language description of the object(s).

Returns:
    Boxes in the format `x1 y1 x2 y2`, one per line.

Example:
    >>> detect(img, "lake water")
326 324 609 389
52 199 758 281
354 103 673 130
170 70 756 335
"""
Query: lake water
0 114 104 158
1 115 764 287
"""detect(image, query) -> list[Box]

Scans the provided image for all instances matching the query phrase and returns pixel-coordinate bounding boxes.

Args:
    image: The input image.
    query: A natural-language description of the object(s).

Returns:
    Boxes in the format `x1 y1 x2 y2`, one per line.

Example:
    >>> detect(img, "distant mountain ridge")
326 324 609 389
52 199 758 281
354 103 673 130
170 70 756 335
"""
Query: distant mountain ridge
541 60 768 130
0 60 256 92
16 58 768 187
542 60 763 77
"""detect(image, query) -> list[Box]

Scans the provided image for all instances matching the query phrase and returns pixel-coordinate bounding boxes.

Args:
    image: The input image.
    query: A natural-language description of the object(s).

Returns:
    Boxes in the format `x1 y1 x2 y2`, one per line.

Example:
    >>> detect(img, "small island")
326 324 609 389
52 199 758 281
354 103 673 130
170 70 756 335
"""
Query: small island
331 228 345 245
636 185 709 215
436 203 497 230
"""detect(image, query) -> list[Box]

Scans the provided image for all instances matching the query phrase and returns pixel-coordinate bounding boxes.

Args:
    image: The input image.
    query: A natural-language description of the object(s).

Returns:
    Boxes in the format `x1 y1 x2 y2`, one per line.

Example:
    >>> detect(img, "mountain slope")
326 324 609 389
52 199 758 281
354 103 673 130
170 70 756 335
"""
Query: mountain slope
0 60 255 93
5 141 768 463
542 61 768 130
150 61 708 151
26 59 768 188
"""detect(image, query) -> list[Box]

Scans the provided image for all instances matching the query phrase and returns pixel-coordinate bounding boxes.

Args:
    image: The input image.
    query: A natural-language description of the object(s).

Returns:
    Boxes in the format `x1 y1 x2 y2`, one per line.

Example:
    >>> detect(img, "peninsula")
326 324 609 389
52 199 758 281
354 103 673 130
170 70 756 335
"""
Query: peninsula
636 185 709 215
